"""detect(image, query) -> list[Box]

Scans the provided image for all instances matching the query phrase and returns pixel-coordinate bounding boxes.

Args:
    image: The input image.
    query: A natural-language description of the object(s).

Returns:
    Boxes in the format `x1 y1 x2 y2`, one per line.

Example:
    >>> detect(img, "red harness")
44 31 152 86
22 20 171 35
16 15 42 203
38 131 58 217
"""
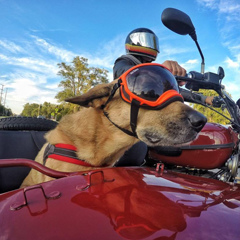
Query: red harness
43 143 94 167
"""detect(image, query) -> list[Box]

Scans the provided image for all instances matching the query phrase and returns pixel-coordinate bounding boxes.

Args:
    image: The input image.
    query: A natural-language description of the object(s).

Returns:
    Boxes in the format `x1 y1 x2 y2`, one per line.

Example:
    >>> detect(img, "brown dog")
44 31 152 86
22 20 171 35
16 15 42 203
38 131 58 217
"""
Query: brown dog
21 79 206 187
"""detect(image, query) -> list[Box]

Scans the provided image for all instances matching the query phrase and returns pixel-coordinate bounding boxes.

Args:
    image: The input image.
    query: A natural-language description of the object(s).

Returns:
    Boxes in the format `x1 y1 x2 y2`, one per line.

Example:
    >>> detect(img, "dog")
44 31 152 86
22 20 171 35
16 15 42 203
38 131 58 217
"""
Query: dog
21 79 207 187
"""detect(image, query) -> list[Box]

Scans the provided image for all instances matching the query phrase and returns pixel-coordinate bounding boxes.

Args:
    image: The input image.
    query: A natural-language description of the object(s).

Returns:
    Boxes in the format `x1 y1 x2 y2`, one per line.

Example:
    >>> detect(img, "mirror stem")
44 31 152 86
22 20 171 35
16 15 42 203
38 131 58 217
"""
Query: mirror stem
194 40 205 73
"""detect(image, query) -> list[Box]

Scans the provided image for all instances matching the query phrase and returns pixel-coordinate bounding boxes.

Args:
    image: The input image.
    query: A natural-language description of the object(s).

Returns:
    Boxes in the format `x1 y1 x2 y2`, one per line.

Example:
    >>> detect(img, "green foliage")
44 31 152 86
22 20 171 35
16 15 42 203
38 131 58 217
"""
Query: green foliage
190 89 231 125
21 103 39 117
0 104 12 116
21 102 73 121
55 56 109 102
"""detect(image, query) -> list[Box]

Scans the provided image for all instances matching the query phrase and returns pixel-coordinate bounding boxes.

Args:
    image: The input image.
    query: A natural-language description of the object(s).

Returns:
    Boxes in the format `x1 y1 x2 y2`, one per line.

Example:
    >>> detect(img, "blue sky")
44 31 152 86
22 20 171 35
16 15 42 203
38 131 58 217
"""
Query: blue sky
0 0 240 114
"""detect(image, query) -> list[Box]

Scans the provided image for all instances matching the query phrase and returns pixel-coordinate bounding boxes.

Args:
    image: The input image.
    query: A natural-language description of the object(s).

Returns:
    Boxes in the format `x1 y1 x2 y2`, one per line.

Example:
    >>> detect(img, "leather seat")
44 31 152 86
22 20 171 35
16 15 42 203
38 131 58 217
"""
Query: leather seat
0 130 46 193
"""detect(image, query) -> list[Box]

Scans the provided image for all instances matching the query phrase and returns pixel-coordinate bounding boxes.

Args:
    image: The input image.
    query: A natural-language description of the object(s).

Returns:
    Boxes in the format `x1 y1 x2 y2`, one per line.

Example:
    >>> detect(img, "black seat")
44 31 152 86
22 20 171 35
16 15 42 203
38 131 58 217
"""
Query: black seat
0 130 47 193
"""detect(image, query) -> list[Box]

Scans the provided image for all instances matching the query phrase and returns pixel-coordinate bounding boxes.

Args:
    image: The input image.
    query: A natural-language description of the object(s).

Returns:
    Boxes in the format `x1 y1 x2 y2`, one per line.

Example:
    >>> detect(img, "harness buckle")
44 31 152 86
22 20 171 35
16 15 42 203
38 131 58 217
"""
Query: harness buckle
43 144 55 165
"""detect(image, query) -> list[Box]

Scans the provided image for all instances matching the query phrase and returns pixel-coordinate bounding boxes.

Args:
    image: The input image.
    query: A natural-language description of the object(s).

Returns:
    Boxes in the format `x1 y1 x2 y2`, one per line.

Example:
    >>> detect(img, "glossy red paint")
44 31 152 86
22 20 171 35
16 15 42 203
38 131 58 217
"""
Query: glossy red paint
149 123 238 169
0 167 240 240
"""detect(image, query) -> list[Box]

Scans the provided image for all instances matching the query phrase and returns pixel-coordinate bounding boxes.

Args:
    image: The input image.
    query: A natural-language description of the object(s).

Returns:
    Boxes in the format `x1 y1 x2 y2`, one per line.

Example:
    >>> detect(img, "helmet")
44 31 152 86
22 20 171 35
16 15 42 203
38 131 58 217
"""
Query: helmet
125 28 159 61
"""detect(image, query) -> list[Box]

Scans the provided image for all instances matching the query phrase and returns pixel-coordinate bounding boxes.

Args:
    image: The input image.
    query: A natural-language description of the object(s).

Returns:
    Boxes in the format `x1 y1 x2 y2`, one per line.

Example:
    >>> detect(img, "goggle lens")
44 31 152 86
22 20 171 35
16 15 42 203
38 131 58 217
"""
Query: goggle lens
125 65 180 102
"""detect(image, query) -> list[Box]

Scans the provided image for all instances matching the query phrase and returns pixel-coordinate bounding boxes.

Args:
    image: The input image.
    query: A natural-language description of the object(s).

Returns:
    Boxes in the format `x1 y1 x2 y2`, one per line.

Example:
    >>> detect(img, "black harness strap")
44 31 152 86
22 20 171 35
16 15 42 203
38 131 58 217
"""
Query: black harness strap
43 143 109 167
103 111 137 137
43 143 80 165
130 99 140 137
43 143 54 165
101 79 139 138
101 79 122 110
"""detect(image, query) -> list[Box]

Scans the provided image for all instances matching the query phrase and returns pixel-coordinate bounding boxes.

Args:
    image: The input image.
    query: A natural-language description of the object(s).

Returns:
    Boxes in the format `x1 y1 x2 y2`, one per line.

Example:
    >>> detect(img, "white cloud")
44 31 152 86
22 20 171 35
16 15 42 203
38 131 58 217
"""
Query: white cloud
4 75 58 114
218 1 240 15
160 45 191 58
0 34 123 114
45 83 59 89
181 59 199 70
0 54 59 76
5 77 45 113
32 36 76 62
87 34 125 70
196 0 218 9
225 81 239 92
225 56 239 68
0 40 25 53
196 0 240 102
197 0 240 22
0 37 66 114
7 78 40 99
197 0 240 13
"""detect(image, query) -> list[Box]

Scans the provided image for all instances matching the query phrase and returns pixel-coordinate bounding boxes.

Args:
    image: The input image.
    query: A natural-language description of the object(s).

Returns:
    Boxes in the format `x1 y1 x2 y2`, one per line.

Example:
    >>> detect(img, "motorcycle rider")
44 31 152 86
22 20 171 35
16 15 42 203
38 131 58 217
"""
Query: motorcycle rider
113 28 214 104
114 28 213 166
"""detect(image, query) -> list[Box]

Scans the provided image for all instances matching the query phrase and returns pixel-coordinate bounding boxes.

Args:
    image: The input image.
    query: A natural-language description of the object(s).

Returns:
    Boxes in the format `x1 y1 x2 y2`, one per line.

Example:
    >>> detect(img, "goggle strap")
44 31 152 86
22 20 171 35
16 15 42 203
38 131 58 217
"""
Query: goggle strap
101 79 122 110
102 79 138 138
130 99 140 137
103 110 138 138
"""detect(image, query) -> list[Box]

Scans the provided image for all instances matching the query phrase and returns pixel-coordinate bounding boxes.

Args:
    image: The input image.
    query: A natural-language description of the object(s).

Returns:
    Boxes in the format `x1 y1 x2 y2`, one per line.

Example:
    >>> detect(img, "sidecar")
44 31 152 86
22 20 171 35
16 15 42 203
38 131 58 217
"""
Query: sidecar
0 117 240 240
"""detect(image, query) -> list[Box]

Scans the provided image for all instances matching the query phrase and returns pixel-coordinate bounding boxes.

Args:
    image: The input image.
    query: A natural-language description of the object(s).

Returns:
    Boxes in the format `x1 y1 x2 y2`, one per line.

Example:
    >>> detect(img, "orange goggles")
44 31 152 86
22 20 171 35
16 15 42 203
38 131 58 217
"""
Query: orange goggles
119 63 183 109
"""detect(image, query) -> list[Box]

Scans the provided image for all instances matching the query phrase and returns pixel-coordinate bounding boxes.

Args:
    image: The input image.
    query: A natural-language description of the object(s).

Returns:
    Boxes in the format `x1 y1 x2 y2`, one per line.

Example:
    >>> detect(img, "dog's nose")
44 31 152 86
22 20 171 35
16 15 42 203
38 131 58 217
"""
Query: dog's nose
187 109 207 131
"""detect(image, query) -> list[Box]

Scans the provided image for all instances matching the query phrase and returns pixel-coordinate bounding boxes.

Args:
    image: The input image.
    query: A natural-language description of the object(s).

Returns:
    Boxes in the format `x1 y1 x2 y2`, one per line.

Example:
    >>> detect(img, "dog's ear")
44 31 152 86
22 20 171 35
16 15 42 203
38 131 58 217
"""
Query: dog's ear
65 81 117 108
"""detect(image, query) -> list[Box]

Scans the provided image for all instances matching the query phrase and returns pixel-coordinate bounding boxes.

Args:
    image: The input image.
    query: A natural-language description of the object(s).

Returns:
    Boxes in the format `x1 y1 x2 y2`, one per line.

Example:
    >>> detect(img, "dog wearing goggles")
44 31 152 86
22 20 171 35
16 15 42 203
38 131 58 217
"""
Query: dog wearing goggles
21 63 207 187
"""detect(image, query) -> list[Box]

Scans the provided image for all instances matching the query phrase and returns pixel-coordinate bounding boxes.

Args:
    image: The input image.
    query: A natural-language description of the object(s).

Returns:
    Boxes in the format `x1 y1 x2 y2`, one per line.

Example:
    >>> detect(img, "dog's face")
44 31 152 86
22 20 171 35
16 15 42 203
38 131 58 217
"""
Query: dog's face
66 80 207 147
136 101 205 147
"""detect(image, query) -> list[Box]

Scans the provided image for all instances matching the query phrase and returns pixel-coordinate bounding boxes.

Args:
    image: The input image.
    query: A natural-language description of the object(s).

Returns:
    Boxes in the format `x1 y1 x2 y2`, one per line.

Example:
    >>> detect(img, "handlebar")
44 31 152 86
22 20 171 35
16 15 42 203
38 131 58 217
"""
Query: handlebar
175 66 225 92
175 68 240 132
175 75 222 92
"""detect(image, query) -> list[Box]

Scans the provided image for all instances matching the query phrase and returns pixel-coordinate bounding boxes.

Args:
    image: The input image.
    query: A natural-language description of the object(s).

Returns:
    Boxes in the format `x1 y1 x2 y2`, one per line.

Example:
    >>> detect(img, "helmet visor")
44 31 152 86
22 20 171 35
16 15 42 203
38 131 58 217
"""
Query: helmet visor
129 32 159 52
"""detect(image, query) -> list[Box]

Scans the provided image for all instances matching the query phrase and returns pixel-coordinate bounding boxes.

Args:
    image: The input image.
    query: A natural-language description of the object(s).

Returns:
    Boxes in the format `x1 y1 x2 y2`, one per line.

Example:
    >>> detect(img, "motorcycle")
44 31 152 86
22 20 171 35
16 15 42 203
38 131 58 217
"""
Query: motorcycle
0 8 240 240
148 8 240 183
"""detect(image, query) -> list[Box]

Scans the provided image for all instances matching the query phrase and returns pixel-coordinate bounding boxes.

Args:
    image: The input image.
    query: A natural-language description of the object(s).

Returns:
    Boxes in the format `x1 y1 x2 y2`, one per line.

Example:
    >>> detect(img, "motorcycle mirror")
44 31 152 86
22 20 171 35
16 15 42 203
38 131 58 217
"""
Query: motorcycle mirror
218 66 225 80
161 7 205 73
161 8 197 41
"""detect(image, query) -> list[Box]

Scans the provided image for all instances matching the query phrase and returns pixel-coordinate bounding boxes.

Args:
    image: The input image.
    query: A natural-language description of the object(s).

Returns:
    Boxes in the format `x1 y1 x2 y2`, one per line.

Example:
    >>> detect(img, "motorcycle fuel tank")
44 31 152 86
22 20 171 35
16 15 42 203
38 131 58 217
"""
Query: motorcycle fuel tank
149 123 239 169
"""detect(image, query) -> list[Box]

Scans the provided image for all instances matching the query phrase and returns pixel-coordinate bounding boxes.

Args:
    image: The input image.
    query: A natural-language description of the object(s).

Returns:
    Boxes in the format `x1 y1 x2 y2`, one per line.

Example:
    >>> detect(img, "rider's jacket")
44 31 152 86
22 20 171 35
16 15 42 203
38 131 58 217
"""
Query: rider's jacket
113 54 207 104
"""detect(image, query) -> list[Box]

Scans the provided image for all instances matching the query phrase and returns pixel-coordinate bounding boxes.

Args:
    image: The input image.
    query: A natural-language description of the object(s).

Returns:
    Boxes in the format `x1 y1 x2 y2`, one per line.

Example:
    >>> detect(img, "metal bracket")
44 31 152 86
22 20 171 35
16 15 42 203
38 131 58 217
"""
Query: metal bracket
77 170 114 191
10 185 61 211
155 163 165 177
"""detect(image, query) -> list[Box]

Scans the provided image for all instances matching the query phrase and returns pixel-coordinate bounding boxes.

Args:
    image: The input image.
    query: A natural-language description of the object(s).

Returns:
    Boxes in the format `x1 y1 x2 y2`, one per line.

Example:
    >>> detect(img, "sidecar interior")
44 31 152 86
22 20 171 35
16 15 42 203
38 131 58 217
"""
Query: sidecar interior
0 129 147 193
0 130 47 193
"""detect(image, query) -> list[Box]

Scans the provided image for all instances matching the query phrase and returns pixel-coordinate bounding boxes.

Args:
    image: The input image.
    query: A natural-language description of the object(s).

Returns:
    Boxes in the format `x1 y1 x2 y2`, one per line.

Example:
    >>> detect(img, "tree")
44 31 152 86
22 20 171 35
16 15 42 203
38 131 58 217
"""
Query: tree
20 102 77 121
190 89 231 125
55 56 109 102
21 103 39 117
40 102 57 119
20 57 109 120
0 104 12 116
